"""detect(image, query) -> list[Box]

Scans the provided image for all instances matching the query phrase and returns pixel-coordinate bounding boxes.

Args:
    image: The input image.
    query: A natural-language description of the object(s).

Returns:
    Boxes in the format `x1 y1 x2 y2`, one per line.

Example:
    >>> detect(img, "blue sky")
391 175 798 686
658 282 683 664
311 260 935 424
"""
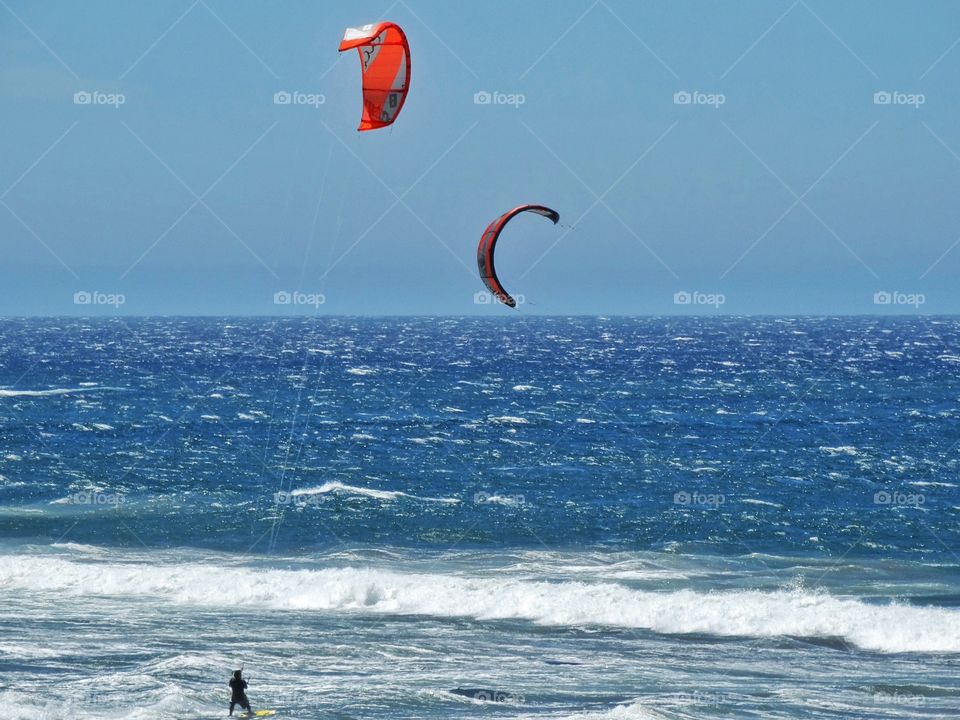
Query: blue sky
1 0 959 315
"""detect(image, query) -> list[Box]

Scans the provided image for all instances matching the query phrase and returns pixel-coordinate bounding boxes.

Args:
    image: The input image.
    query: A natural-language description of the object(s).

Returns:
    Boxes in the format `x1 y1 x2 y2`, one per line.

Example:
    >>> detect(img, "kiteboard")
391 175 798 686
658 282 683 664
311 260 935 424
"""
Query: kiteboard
237 711 276 718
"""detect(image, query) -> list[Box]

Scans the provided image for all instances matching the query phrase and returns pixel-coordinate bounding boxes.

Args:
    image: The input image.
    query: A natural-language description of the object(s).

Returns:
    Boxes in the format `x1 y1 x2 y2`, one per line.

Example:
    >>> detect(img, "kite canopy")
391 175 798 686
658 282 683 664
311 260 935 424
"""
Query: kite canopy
477 204 561 308
338 22 411 131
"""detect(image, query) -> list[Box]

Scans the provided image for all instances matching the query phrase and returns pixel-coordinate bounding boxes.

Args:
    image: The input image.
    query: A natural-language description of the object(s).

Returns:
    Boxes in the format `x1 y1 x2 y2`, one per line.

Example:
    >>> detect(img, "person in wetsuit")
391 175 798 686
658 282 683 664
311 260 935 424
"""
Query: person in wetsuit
229 669 253 716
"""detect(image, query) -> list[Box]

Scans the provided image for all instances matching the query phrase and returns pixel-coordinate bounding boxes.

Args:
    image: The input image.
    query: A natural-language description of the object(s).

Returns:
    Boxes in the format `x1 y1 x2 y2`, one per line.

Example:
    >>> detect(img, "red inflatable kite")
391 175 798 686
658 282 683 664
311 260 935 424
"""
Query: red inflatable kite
338 22 411 131
477 205 561 308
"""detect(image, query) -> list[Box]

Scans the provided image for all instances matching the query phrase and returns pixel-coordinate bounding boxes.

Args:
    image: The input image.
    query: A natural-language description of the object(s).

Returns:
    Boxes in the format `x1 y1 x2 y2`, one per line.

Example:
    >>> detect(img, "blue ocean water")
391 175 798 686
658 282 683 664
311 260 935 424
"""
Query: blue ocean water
1 317 959 719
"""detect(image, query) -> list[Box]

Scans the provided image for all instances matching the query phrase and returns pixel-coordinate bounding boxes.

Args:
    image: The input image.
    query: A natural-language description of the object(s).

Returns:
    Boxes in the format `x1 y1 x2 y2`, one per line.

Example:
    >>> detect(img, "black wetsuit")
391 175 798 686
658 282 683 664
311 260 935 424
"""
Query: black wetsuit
229 675 252 715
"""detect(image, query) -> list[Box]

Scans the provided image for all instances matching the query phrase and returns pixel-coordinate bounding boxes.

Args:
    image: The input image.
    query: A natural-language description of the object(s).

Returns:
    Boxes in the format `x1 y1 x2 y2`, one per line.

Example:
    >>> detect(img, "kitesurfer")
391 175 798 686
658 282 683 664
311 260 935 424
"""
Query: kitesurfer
229 669 253 716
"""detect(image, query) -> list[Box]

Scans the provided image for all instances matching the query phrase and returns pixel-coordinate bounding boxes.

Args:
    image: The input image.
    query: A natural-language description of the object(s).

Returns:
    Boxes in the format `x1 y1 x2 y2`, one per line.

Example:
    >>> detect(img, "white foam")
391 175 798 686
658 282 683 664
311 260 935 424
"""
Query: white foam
554 701 663 719
0 386 120 397
478 494 525 506
3 557 958 654
50 542 107 554
346 367 377 376
819 445 859 456
742 498 782 508
0 388 75 397
290 482 459 504
489 416 529 425
501 437 534 447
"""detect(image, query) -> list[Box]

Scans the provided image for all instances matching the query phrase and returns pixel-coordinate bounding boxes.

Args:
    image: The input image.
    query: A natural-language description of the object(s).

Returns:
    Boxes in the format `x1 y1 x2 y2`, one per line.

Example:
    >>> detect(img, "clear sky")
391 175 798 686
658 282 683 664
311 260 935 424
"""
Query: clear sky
1 0 959 315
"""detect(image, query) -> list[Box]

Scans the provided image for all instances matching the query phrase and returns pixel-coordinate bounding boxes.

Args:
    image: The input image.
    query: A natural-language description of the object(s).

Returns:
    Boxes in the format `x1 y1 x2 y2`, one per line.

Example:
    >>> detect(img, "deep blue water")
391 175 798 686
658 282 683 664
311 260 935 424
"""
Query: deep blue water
1 317 959 719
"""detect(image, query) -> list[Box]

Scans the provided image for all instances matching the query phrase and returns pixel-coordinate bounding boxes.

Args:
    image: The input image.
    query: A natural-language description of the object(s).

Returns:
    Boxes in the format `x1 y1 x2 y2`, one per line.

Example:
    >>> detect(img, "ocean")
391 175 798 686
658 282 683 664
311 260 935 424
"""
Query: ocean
1 316 959 719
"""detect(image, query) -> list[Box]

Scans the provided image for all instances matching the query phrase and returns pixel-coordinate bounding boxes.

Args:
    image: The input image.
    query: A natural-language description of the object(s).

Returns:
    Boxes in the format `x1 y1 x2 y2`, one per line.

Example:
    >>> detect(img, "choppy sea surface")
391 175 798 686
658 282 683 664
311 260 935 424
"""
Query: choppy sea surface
1 316 959 719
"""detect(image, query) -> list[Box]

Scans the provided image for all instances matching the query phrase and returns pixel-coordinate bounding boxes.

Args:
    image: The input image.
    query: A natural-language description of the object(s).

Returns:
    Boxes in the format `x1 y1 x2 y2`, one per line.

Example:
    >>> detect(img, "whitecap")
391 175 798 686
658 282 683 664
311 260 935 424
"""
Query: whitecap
489 416 529 425
4 558 955 654
291 481 458 504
